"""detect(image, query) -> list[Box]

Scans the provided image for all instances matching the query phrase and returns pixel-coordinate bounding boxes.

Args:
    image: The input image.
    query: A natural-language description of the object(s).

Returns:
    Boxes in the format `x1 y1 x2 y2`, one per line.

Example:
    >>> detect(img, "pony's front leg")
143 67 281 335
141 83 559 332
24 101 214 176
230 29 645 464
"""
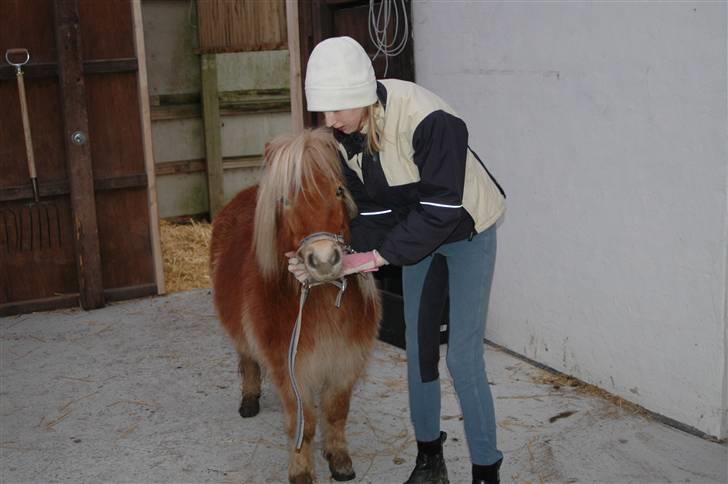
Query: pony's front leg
279 383 317 484
237 352 261 417
320 383 356 481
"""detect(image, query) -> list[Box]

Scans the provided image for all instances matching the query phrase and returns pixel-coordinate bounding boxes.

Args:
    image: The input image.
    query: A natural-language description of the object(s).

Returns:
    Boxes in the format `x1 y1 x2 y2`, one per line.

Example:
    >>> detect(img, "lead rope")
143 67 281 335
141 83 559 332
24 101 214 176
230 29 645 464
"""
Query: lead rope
287 277 348 450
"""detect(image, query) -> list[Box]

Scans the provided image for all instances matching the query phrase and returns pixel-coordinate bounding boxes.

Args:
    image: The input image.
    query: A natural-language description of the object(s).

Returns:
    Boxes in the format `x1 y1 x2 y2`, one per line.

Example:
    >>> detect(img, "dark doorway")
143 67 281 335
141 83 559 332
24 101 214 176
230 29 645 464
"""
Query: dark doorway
297 0 415 127
296 1 452 350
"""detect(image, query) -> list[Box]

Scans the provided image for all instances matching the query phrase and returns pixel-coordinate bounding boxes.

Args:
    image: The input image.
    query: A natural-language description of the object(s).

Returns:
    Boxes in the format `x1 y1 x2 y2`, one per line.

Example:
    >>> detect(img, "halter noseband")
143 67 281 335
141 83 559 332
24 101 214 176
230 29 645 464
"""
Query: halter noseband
295 231 351 256
295 230 352 304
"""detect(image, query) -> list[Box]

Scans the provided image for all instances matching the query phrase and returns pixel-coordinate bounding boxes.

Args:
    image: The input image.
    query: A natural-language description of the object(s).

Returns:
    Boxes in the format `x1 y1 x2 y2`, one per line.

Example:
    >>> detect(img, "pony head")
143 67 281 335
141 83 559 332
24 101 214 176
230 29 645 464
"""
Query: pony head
253 128 357 282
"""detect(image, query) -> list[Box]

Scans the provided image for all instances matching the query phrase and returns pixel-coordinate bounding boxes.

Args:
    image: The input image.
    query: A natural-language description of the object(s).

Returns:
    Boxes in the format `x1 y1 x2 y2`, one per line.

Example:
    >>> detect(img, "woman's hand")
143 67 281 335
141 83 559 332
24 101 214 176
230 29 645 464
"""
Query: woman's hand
286 249 388 283
285 251 309 283
341 250 388 277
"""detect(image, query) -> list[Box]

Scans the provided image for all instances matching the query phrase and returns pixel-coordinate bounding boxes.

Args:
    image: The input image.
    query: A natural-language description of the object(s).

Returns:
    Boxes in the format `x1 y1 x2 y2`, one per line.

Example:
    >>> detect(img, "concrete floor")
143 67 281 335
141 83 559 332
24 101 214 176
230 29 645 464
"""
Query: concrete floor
1 289 725 484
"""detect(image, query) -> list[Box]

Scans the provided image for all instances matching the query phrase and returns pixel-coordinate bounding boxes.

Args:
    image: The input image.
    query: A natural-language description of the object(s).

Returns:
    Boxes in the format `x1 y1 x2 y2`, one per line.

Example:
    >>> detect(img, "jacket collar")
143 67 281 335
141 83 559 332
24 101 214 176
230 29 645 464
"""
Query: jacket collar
333 81 388 159
333 129 366 159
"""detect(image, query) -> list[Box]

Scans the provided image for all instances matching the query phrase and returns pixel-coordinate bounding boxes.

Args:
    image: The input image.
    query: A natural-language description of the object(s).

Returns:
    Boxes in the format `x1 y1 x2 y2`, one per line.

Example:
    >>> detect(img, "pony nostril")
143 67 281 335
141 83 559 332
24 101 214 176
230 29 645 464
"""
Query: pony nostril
307 253 316 268
330 250 341 266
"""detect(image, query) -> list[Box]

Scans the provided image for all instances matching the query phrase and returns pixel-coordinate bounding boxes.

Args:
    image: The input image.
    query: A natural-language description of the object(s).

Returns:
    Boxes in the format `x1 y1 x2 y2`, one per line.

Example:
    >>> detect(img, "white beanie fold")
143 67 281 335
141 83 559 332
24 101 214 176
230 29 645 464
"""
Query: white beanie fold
306 83 377 112
305 36 377 112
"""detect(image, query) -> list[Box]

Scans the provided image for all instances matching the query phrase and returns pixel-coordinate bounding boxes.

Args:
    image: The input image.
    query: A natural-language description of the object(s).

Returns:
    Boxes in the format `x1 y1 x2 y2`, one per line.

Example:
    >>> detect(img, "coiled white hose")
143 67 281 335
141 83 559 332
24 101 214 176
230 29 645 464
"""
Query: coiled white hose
368 0 410 77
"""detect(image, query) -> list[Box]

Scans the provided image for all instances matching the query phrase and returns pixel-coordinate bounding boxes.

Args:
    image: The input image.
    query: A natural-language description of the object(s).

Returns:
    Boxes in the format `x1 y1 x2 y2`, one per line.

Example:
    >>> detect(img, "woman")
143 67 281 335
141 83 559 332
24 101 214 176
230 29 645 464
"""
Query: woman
293 36 506 484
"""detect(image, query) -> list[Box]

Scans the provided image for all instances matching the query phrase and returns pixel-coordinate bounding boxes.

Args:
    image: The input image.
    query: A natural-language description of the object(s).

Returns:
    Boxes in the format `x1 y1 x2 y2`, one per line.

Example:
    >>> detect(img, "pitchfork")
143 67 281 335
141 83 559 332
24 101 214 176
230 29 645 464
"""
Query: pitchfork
3 48 62 253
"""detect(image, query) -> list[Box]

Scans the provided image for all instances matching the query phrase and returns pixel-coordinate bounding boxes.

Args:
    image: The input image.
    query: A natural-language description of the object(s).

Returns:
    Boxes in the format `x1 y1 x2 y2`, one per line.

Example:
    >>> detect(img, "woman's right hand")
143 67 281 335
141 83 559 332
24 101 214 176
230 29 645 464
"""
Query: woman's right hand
341 250 388 277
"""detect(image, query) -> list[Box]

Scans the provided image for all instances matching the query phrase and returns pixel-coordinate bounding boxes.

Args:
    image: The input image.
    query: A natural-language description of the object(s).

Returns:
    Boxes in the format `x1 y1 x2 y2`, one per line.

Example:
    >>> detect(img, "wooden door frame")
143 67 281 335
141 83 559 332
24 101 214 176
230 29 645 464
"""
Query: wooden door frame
287 0 304 132
298 0 333 128
132 0 165 295
54 0 105 309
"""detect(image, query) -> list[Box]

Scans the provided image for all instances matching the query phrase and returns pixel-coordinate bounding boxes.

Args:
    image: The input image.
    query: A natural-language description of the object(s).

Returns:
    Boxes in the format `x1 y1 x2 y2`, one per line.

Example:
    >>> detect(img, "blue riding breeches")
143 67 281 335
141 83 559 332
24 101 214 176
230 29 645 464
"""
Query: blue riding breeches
402 225 503 466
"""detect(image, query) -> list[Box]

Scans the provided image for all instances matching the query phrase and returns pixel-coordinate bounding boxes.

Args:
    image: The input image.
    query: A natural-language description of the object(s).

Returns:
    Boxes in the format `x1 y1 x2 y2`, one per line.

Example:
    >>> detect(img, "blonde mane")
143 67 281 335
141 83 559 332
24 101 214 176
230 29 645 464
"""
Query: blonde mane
253 128 344 278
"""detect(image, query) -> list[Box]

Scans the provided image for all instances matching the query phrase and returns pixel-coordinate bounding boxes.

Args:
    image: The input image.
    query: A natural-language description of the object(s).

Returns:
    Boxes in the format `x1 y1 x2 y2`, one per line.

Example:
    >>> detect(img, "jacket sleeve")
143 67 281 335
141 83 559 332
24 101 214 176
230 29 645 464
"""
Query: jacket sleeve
377 110 470 266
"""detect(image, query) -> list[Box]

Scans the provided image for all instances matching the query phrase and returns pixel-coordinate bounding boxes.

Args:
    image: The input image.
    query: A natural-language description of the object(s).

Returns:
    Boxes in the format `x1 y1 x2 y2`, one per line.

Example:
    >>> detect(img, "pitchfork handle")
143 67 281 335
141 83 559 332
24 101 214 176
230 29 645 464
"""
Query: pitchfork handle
6 48 38 202
5 48 30 68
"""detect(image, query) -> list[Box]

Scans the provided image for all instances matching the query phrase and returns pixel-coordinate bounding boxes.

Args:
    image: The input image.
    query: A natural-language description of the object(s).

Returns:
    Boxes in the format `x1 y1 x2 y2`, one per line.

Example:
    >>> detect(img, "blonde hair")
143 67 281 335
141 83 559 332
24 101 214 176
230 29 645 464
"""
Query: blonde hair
363 103 382 154
253 128 342 278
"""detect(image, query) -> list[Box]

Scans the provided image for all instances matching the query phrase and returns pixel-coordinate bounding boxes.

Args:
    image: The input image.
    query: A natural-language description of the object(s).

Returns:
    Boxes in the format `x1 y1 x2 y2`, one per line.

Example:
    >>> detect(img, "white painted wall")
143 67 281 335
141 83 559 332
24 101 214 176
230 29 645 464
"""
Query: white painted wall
412 1 727 438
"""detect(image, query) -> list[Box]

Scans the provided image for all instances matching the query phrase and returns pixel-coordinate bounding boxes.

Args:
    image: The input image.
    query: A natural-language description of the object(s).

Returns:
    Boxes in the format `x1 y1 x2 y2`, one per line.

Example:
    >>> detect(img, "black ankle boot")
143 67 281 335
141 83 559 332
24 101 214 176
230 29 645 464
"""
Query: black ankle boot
472 458 502 484
404 432 449 484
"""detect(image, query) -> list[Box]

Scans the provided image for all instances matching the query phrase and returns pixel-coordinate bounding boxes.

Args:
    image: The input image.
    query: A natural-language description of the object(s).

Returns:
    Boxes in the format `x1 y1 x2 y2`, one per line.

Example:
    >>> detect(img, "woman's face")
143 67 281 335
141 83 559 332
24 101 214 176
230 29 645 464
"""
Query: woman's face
324 108 366 134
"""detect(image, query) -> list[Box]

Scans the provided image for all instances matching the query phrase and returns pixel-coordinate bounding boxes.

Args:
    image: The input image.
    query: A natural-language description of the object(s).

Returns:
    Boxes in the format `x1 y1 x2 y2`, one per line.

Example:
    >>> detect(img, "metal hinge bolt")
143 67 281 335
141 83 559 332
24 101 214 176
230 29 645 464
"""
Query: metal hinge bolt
71 131 87 145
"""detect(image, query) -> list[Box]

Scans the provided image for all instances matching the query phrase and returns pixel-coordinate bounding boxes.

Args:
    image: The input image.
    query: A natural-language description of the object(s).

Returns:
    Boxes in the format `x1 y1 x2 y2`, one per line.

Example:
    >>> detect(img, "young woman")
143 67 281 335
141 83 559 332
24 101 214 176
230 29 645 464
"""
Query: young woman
293 36 506 484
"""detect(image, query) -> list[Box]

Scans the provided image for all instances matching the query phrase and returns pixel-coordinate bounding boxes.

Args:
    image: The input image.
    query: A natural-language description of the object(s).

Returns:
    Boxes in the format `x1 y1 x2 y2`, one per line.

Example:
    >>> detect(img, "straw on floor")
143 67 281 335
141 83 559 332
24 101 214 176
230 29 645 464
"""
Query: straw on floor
160 220 212 293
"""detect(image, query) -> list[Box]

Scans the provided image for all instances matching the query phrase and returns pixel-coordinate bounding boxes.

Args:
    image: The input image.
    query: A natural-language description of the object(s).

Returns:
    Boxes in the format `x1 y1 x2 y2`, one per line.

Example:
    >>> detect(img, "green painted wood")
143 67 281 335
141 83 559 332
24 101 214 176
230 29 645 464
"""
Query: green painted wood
200 53 224 218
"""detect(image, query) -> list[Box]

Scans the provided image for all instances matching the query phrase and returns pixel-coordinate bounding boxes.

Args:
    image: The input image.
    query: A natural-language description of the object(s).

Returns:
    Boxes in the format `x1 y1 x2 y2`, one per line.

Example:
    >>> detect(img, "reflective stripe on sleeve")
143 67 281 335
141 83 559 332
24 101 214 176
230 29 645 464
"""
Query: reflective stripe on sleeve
360 209 393 216
420 201 463 209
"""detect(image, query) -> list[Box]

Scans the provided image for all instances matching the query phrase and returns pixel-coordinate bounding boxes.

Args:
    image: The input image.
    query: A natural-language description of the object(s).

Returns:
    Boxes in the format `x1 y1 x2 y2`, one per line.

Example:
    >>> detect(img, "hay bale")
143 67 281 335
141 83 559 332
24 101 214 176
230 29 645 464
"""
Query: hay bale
160 220 212 293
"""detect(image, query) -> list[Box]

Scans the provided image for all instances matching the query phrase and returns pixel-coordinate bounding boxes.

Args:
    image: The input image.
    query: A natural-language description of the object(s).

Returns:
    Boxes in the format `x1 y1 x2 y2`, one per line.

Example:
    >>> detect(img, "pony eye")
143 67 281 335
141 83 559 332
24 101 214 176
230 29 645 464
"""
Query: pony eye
335 186 344 198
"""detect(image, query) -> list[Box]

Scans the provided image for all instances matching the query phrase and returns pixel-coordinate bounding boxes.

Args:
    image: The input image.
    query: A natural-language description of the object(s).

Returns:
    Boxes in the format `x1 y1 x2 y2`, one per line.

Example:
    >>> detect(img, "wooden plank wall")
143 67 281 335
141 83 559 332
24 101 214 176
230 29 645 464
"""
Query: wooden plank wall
0 0 160 314
0 0 78 310
78 0 155 296
197 0 288 53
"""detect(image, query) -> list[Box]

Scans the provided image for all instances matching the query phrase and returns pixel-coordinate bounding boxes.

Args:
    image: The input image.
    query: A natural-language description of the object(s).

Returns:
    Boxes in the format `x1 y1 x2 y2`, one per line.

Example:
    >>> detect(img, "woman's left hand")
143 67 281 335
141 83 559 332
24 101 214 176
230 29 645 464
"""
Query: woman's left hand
285 251 309 283
341 250 388 276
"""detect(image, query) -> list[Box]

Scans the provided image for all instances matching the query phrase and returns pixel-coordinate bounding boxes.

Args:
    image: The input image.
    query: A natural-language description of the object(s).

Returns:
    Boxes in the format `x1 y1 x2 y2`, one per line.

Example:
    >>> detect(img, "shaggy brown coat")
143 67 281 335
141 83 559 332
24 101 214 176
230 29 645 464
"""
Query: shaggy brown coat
210 129 381 484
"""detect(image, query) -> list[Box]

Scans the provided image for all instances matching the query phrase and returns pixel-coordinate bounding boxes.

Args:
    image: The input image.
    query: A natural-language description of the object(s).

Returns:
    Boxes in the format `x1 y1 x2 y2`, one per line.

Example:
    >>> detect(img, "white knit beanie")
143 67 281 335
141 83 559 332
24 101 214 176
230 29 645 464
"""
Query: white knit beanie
305 36 377 112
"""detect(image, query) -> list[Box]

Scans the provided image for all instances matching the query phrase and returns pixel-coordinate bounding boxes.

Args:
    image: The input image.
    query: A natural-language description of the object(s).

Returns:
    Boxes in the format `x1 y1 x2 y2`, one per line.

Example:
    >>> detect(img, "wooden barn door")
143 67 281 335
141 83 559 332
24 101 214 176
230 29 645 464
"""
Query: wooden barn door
0 0 162 316
298 0 415 127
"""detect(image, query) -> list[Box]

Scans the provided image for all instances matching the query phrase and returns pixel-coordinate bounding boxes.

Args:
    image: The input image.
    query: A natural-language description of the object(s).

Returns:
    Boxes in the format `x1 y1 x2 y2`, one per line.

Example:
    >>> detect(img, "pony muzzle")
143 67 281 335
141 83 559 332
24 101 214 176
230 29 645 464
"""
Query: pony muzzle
298 239 344 281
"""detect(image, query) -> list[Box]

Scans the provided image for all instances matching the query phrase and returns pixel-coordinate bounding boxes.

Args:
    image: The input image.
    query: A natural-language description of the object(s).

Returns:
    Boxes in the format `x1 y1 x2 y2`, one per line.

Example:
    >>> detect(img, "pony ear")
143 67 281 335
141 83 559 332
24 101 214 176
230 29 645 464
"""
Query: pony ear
263 142 272 164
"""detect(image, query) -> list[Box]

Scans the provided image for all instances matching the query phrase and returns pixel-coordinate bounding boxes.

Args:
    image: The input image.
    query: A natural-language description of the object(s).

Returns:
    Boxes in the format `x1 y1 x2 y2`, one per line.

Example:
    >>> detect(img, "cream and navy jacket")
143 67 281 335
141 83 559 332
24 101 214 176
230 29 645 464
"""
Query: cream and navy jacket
336 79 506 266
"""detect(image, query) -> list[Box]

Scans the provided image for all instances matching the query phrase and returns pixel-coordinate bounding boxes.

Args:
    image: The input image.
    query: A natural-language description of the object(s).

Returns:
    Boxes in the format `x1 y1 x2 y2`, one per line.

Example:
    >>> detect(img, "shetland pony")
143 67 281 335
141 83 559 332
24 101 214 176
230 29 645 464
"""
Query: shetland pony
210 129 381 484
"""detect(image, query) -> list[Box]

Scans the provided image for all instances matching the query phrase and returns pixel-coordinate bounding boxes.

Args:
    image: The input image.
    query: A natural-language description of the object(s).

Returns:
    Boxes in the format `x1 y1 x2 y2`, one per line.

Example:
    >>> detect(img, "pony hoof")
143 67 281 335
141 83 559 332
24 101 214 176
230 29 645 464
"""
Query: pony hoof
326 452 355 481
289 473 314 484
330 468 355 482
238 396 260 418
